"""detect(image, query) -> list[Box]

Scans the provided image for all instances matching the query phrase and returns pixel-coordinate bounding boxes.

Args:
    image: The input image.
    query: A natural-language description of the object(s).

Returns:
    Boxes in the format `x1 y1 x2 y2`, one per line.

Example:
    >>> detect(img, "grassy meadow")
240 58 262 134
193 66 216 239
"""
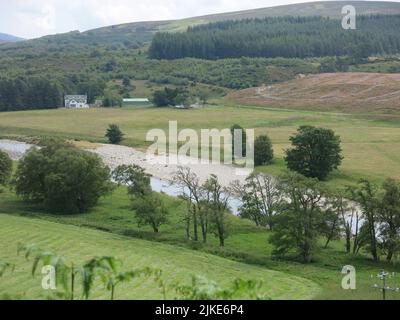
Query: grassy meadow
0 104 399 188
0 186 399 300
0 214 320 300
1 103 399 300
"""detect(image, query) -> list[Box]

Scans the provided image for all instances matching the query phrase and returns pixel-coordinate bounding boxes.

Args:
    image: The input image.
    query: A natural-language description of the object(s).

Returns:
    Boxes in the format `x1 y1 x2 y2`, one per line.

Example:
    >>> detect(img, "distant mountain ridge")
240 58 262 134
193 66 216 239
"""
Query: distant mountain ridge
2 1 400 48
0 33 24 43
185 0 400 21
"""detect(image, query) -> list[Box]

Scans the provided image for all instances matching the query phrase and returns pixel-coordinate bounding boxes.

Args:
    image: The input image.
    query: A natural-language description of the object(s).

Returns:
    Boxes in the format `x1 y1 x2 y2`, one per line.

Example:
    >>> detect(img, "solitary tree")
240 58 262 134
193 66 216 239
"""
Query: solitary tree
285 126 343 180
14 142 114 213
0 150 12 187
105 124 124 144
254 135 274 166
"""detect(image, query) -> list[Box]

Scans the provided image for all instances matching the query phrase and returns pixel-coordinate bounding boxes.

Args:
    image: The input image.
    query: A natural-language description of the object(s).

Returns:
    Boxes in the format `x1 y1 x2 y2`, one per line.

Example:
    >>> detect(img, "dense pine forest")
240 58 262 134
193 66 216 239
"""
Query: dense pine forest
0 76 106 112
149 15 400 59
0 78 63 111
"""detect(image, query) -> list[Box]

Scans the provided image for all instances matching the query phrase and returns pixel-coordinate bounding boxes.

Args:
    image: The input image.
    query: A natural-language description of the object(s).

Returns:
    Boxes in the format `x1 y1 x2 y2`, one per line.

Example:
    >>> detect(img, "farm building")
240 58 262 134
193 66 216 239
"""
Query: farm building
123 98 151 105
64 95 89 109
123 98 150 104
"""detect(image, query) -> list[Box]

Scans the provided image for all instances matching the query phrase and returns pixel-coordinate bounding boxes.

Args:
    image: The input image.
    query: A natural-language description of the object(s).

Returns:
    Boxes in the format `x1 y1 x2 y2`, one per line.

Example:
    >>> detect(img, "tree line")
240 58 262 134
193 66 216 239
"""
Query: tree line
231 172 400 263
0 78 63 111
149 15 400 60
0 75 106 112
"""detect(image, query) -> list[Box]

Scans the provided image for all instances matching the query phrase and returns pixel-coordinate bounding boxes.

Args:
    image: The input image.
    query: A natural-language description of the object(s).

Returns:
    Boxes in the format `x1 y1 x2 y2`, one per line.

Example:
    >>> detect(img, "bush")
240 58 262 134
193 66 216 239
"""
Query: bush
0 150 12 187
14 142 114 213
151 87 191 107
105 124 124 144
254 135 274 166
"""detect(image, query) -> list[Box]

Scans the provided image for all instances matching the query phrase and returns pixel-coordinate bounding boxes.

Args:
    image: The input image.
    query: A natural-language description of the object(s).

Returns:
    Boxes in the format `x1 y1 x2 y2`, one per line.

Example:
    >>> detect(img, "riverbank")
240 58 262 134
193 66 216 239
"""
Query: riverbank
0 139 250 188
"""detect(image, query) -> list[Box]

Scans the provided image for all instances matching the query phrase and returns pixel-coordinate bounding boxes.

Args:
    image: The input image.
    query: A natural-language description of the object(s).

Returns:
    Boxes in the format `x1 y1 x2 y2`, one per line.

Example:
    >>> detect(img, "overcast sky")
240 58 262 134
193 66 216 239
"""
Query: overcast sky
0 0 398 39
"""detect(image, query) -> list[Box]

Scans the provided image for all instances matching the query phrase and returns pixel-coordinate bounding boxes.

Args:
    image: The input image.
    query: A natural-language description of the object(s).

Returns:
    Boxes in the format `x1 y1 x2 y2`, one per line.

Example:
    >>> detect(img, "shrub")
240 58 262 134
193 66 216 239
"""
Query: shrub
105 124 124 144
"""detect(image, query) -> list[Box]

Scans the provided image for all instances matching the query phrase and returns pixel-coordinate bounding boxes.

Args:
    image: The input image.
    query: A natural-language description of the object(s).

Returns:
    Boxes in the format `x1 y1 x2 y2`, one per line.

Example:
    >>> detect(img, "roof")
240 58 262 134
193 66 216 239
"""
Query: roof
123 98 149 102
65 95 87 99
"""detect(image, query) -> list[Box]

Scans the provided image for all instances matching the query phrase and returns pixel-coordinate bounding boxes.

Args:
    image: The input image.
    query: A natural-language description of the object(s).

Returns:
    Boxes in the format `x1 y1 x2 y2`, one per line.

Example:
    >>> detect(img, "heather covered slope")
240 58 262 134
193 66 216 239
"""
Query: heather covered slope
227 72 400 114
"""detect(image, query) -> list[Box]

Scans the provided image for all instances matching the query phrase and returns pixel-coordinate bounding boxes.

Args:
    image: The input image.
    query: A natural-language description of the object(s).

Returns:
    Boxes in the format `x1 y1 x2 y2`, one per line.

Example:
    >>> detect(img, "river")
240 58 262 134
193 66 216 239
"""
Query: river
0 140 242 215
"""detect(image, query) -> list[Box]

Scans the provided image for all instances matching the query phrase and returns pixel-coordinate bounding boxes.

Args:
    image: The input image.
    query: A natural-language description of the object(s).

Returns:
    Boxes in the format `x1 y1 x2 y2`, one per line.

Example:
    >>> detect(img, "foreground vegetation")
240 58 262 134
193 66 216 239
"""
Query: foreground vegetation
0 185 399 300
0 214 318 300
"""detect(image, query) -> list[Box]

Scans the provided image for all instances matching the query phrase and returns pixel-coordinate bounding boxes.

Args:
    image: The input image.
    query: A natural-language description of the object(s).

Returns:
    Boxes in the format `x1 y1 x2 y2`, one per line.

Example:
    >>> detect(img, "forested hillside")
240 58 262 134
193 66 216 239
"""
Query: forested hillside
0 78 63 111
149 15 400 59
2 2 400 112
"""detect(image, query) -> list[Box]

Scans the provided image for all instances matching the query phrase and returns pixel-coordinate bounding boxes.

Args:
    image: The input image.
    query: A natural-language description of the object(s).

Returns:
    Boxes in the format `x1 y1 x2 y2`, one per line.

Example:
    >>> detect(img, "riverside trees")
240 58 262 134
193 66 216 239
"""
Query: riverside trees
350 179 400 262
173 167 230 247
268 173 326 263
230 173 282 230
232 171 400 263
113 164 169 233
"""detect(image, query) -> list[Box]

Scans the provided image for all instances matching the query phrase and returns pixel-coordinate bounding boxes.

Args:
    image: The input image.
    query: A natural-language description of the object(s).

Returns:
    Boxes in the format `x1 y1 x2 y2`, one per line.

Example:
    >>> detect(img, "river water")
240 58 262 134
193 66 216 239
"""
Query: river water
0 140 242 215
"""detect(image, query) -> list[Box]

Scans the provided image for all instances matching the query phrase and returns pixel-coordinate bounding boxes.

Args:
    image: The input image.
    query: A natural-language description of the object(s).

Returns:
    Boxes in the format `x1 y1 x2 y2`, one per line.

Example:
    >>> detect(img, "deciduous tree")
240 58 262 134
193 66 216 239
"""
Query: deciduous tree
285 126 343 180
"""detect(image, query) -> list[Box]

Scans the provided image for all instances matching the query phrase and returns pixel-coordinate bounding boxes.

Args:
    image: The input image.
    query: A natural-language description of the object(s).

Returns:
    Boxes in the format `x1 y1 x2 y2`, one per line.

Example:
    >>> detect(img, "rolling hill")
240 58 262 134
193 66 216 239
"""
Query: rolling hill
2 1 400 48
77 1 400 44
0 214 319 299
227 72 400 114
188 0 400 21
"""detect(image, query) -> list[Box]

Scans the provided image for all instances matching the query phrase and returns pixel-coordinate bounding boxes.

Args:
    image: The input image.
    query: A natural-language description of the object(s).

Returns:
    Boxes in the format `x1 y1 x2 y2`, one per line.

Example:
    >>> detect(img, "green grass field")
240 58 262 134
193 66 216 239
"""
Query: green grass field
0 104 399 188
1 186 399 300
0 214 319 300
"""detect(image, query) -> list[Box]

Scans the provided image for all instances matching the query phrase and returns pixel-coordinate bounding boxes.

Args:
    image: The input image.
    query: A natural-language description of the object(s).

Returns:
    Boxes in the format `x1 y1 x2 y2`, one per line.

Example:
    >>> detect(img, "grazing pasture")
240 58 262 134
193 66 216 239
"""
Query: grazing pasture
0 104 399 188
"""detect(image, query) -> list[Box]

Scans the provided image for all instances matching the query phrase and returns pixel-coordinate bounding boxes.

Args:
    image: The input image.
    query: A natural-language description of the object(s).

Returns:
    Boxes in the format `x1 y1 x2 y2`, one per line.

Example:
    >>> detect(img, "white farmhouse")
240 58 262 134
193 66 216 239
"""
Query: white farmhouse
64 95 89 109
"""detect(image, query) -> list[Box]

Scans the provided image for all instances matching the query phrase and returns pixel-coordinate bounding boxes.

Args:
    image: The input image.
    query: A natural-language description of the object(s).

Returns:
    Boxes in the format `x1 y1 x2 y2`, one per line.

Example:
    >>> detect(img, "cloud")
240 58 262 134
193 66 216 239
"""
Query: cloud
1 0 399 39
